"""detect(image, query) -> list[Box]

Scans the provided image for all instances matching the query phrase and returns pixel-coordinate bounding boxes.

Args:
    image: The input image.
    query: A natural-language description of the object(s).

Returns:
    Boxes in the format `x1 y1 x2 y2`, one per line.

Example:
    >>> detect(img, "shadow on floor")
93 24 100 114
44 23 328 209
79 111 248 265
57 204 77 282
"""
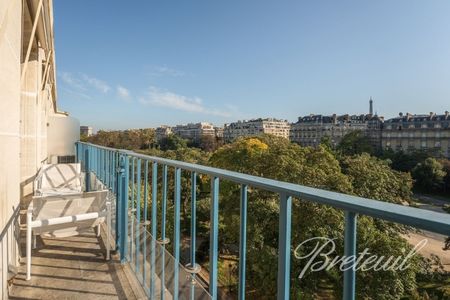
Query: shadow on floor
9 229 137 300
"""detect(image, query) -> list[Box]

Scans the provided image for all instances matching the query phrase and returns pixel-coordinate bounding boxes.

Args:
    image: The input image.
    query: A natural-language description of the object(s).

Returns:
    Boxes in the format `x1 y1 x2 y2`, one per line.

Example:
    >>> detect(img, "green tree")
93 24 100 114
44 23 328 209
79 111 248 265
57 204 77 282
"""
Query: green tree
158 134 188 151
439 159 450 194
209 135 426 299
341 153 413 204
381 149 429 173
337 130 374 156
412 158 447 192
198 135 223 152
86 128 156 149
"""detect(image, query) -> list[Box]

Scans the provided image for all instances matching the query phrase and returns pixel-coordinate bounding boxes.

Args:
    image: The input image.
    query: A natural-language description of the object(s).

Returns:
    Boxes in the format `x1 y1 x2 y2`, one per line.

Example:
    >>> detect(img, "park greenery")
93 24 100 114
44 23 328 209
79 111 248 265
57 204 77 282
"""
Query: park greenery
85 129 449 299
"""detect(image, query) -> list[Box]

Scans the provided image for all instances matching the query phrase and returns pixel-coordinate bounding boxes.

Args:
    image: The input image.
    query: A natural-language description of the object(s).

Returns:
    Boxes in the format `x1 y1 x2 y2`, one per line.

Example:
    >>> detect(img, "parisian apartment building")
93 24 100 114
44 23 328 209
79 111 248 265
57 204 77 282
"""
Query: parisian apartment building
382 112 450 158
223 118 291 142
289 103 450 158
289 113 384 149
156 122 223 142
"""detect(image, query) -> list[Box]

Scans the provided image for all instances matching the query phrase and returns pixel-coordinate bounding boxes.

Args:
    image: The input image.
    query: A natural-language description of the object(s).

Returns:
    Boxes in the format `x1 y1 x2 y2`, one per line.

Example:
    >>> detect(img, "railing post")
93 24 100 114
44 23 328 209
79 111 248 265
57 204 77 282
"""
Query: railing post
118 155 129 263
84 148 90 192
343 211 357 300
160 165 168 300
130 158 135 263
238 184 248 300
143 160 149 287
135 159 141 273
190 171 197 267
210 176 219 300
150 161 158 298
114 152 119 249
277 193 292 300
173 167 181 300
188 171 198 300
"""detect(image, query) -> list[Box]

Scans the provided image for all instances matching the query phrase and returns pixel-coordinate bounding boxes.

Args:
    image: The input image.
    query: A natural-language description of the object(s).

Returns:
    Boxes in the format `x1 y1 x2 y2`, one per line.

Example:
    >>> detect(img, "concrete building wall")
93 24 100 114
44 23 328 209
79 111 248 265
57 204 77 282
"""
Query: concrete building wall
0 0 22 229
1 1 77 297
0 1 23 296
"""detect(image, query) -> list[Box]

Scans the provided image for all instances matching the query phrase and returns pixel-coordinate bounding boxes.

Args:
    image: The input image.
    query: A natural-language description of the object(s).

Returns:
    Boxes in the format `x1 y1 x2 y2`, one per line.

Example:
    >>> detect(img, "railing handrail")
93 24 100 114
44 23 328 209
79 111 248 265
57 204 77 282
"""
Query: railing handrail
77 142 450 236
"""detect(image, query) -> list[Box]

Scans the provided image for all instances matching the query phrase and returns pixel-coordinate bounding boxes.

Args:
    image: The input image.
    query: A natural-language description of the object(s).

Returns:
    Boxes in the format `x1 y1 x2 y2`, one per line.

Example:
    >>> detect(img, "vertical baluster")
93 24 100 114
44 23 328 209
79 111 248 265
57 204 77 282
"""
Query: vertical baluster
101 148 103 181
98 149 103 182
277 193 292 300
119 155 129 263
99 148 101 180
173 167 181 300
210 176 219 300
136 159 141 274
104 149 107 182
188 171 198 300
106 150 109 187
114 152 119 250
85 148 90 192
98 148 100 180
151 162 158 298
143 160 149 287
238 184 248 300
113 152 117 194
103 149 106 182
343 211 357 300
111 151 113 186
130 158 135 263
109 151 113 189
160 165 168 300
92 147 98 179
190 172 197 267
93 147 96 176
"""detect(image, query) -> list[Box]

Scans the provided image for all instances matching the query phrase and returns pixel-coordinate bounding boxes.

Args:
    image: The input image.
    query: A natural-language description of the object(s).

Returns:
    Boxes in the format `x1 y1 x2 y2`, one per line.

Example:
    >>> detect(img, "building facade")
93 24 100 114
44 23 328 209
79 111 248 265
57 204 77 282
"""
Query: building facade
223 118 290 142
290 113 383 148
382 112 450 158
173 122 215 141
0 1 78 296
156 122 221 142
155 125 172 141
80 126 93 137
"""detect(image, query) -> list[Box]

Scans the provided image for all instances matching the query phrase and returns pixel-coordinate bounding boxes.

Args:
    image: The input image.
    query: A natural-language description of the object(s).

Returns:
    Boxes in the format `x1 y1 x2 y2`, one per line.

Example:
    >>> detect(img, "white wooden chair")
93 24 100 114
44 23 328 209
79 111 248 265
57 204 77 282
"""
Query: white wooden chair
26 190 111 280
34 163 83 196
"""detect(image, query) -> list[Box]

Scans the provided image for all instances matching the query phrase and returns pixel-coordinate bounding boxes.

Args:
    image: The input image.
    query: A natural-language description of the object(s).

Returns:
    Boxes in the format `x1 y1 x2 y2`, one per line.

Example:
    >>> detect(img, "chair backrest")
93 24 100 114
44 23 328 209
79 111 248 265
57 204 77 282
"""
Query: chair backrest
36 163 82 191
32 190 108 221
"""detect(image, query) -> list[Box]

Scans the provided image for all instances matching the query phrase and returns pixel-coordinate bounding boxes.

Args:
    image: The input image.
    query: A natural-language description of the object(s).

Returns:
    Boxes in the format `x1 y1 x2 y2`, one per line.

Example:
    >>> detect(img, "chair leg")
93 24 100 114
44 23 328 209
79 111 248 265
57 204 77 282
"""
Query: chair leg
26 213 32 280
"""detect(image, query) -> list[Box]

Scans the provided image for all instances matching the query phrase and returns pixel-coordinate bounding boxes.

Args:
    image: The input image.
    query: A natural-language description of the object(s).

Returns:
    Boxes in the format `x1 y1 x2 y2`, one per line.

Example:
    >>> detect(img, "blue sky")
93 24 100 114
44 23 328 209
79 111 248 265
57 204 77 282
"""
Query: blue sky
54 0 450 130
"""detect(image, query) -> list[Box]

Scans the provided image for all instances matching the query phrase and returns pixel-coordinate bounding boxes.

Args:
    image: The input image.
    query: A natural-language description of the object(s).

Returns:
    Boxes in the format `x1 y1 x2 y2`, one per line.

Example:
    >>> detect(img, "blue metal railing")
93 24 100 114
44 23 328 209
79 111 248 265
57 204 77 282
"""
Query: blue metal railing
75 142 450 300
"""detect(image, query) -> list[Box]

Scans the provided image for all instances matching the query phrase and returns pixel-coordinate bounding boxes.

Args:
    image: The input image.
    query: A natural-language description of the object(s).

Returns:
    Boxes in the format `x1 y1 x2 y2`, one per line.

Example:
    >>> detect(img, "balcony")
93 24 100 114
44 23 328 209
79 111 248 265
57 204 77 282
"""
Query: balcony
6 142 450 299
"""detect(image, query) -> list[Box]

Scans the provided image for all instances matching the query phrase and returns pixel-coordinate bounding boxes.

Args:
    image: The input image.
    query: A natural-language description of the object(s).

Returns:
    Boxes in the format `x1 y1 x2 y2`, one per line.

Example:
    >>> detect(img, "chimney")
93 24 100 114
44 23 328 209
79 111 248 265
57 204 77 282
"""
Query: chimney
445 111 449 118
369 97 373 115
